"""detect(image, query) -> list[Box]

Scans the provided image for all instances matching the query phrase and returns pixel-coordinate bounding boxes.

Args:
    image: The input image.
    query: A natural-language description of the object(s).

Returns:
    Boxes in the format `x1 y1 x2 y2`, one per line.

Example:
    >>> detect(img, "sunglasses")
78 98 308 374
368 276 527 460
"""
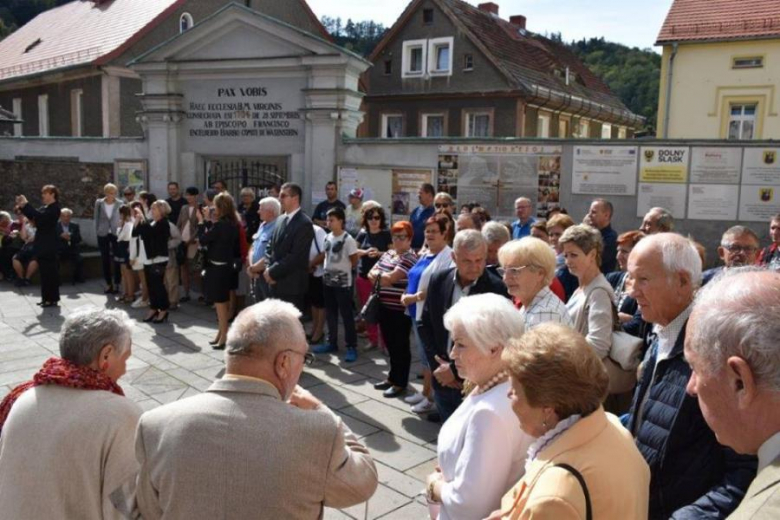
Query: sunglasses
434 203 449 208
368 215 381 221
392 234 408 240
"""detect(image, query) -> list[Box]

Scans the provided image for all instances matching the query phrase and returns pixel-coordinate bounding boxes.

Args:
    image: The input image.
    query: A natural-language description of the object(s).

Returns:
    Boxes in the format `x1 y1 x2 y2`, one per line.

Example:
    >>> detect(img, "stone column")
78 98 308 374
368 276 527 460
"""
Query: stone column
136 93 184 196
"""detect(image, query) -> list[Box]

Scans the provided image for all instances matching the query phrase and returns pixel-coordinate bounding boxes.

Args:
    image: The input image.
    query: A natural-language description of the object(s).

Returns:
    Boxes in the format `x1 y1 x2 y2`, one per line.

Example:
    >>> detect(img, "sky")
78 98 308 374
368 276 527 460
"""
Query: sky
307 0 675 51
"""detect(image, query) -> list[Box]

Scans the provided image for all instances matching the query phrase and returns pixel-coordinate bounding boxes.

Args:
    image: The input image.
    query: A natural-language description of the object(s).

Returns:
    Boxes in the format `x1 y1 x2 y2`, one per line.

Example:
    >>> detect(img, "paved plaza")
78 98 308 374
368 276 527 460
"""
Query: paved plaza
0 280 439 519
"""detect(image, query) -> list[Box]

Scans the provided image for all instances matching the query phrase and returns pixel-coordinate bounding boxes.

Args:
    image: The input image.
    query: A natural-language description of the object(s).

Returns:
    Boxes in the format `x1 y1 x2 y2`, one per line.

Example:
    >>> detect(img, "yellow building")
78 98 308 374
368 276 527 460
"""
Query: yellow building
656 0 780 139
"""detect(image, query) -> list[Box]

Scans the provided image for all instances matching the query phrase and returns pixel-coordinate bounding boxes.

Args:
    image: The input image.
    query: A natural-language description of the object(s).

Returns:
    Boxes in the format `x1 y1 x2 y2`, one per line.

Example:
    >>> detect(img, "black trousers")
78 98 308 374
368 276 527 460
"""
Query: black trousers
324 284 357 349
272 290 307 315
379 307 412 388
59 248 83 282
144 264 169 311
97 235 120 286
38 254 60 303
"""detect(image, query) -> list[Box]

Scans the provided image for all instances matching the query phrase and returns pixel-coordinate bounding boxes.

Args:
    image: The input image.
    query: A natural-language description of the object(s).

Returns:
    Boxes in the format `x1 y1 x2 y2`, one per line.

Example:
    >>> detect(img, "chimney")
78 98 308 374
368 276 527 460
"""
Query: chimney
510 15 526 29
478 2 499 16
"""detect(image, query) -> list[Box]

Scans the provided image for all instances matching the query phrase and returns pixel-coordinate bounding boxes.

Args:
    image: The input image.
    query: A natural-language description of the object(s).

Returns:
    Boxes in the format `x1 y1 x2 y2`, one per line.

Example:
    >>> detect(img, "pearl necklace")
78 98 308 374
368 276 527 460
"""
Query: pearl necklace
470 370 509 396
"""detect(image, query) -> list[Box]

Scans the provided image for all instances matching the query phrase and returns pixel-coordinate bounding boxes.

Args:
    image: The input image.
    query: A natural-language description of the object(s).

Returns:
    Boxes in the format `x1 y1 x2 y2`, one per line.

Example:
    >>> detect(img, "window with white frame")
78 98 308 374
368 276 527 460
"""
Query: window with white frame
38 94 49 137
428 37 453 76
577 119 590 138
381 114 404 138
180 13 194 33
466 112 491 137
422 113 445 137
71 89 83 137
402 40 427 78
537 113 551 138
601 123 612 139
728 104 757 140
12 98 22 137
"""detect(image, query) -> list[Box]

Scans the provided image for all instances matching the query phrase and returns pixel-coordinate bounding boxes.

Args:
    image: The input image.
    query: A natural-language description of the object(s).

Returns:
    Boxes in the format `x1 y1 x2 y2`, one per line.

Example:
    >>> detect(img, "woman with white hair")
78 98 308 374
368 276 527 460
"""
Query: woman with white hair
0 308 142 519
94 183 123 294
425 293 534 520
498 237 572 330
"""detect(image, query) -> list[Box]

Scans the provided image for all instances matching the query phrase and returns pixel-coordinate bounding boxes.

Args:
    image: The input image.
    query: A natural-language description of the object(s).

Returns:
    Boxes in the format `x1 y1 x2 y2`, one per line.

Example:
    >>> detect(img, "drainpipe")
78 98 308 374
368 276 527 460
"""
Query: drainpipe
662 42 678 138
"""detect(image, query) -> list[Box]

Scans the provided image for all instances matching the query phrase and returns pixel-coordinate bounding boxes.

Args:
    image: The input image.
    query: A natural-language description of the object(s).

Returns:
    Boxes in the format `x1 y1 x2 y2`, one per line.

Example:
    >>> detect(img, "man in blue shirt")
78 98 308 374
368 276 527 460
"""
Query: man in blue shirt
409 183 435 250
511 197 536 239
247 197 281 302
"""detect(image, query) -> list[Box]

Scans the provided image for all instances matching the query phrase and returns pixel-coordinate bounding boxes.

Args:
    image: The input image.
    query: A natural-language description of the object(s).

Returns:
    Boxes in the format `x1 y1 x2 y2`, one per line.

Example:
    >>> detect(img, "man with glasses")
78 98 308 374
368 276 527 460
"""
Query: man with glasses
134 299 378 519
410 183 435 250
702 225 761 286
511 197 536 239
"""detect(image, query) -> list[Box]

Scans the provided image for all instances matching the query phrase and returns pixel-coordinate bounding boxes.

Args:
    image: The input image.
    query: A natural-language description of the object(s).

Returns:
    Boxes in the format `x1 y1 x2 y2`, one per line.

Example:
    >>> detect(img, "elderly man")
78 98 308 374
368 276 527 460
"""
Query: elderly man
418 229 508 422
0 308 141 519
511 197 535 239
482 221 510 275
640 207 674 234
685 269 780 518
265 183 315 313
586 198 618 273
134 299 378 519
57 207 84 284
625 233 756 519
702 226 761 286
247 197 281 302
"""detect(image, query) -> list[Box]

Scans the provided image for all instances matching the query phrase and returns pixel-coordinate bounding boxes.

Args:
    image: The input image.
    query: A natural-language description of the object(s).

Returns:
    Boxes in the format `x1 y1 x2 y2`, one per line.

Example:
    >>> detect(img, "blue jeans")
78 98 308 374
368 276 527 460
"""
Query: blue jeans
324 284 357 350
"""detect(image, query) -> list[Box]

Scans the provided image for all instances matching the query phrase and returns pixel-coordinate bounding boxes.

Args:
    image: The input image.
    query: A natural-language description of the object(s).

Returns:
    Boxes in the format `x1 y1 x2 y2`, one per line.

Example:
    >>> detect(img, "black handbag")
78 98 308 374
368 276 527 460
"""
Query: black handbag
359 275 382 325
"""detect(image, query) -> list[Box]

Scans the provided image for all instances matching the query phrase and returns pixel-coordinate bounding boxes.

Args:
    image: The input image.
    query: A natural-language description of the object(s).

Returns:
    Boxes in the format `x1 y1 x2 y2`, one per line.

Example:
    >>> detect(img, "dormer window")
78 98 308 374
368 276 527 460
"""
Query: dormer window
428 37 453 76
180 13 194 33
402 40 427 77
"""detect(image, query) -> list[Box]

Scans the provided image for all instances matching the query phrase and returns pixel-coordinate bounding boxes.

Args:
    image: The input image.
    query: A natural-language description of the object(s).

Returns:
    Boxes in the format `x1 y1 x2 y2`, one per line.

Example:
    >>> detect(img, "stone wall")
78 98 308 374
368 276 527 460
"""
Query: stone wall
0 159 112 219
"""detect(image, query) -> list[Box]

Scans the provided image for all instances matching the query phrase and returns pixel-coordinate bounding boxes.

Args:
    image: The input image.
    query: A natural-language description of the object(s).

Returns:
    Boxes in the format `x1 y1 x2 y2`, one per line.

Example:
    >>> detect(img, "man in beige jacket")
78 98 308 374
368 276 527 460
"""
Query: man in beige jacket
685 269 780 519
134 299 378 519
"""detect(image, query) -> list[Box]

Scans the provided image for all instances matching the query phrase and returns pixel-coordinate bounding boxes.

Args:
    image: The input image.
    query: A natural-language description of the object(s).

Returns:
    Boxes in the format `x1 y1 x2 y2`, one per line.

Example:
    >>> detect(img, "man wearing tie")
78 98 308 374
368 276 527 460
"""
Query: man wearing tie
56 208 84 284
264 182 314 313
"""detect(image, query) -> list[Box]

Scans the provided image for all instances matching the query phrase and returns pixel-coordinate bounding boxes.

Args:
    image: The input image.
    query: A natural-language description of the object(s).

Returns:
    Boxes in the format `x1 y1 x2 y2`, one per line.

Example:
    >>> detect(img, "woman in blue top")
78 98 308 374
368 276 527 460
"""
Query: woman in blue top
401 214 454 414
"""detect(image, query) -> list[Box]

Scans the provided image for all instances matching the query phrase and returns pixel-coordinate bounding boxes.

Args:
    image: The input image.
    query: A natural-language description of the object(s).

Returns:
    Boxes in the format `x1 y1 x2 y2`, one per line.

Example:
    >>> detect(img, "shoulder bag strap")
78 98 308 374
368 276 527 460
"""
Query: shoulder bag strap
579 285 620 333
555 463 592 520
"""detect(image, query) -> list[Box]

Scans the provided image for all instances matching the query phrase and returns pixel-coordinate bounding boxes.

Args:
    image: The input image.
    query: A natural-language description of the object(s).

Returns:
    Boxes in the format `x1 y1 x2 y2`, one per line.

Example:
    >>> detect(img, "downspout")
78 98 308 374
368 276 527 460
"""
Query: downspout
662 42 678 139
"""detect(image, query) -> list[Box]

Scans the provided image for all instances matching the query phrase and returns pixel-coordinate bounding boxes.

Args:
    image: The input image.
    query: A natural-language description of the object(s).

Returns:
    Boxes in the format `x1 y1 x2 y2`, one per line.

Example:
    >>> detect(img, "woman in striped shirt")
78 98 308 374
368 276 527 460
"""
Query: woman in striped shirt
368 221 418 398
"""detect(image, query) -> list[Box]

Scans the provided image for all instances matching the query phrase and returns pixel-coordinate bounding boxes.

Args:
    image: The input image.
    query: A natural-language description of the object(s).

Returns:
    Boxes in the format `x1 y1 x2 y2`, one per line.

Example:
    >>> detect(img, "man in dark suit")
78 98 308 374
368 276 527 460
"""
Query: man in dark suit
418 229 509 422
16 185 61 307
264 182 315 313
56 208 84 284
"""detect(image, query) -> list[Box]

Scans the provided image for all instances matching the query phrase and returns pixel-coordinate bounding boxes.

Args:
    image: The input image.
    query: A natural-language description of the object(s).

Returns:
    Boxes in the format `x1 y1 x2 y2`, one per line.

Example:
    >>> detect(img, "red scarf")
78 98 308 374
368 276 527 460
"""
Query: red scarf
0 357 124 435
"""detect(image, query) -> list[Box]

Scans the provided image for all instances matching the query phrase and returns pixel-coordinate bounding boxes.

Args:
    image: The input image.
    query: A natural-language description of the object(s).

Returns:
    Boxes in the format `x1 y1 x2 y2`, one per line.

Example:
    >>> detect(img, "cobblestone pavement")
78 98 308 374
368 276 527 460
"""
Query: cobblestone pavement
0 279 439 519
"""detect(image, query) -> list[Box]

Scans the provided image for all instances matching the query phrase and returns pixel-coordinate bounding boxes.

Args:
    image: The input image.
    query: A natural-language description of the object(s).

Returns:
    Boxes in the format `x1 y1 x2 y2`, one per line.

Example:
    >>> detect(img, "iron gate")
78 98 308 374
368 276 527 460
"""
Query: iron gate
204 157 288 197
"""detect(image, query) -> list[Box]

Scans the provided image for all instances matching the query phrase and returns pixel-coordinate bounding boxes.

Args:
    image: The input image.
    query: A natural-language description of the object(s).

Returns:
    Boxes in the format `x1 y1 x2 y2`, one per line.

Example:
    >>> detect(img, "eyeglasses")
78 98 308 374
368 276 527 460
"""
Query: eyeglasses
368 215 381 221
282 349 315 366
392 234 408 240
434 203 449 209
497 265 533 277
722 244 758 253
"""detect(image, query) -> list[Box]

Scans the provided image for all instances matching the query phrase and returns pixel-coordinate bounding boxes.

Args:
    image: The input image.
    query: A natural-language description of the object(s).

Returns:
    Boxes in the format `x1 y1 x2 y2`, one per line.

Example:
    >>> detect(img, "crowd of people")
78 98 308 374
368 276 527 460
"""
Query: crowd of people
1 179 780 519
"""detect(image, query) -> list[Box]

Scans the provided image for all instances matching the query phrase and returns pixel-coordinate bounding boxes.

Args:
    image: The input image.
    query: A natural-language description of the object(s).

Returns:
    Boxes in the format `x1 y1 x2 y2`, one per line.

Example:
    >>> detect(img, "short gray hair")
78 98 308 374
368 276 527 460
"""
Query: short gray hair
60 208 73 217
0 211 11 223
444 293 524 354
650 207 674 232
258 197 281 217
482 221 510 245
721 225 759 245
453 229 487 252
689 268 780 391
640 233 702 288
226 299 303 357
59 308 133 366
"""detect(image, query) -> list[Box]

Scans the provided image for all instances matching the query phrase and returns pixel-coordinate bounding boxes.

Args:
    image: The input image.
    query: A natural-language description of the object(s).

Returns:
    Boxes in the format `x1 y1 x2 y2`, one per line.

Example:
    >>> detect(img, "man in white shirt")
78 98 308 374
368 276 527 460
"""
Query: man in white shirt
685 269 780 519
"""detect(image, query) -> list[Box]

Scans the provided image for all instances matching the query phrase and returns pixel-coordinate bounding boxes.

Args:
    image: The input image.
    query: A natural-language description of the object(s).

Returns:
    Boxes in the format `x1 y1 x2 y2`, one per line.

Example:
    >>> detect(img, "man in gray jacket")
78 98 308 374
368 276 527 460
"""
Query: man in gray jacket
134 299 378 519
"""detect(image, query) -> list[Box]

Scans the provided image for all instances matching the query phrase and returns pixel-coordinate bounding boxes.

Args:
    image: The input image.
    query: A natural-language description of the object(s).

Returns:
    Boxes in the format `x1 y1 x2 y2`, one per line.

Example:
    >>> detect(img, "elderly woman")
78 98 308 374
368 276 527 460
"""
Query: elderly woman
546 213 578 301
606 230 646 336
94 183 123 294
498 237 572 330
486 323 649 519
434 192 455 215
401 214 454 414
0 308 142 519
238 187 260 240
426 293 533 520
133 200 171 323
369 221 418 398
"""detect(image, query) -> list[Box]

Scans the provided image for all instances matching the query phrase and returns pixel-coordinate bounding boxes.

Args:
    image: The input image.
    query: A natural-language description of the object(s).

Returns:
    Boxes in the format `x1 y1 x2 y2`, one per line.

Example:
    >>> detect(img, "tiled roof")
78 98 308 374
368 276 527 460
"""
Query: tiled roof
657 0 780 44
440 0 624 110
0 0 182 82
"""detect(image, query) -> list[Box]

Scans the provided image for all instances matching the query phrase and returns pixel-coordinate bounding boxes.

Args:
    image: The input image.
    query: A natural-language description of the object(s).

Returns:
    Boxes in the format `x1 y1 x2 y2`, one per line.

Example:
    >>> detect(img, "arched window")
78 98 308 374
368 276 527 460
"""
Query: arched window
180 13 194 33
